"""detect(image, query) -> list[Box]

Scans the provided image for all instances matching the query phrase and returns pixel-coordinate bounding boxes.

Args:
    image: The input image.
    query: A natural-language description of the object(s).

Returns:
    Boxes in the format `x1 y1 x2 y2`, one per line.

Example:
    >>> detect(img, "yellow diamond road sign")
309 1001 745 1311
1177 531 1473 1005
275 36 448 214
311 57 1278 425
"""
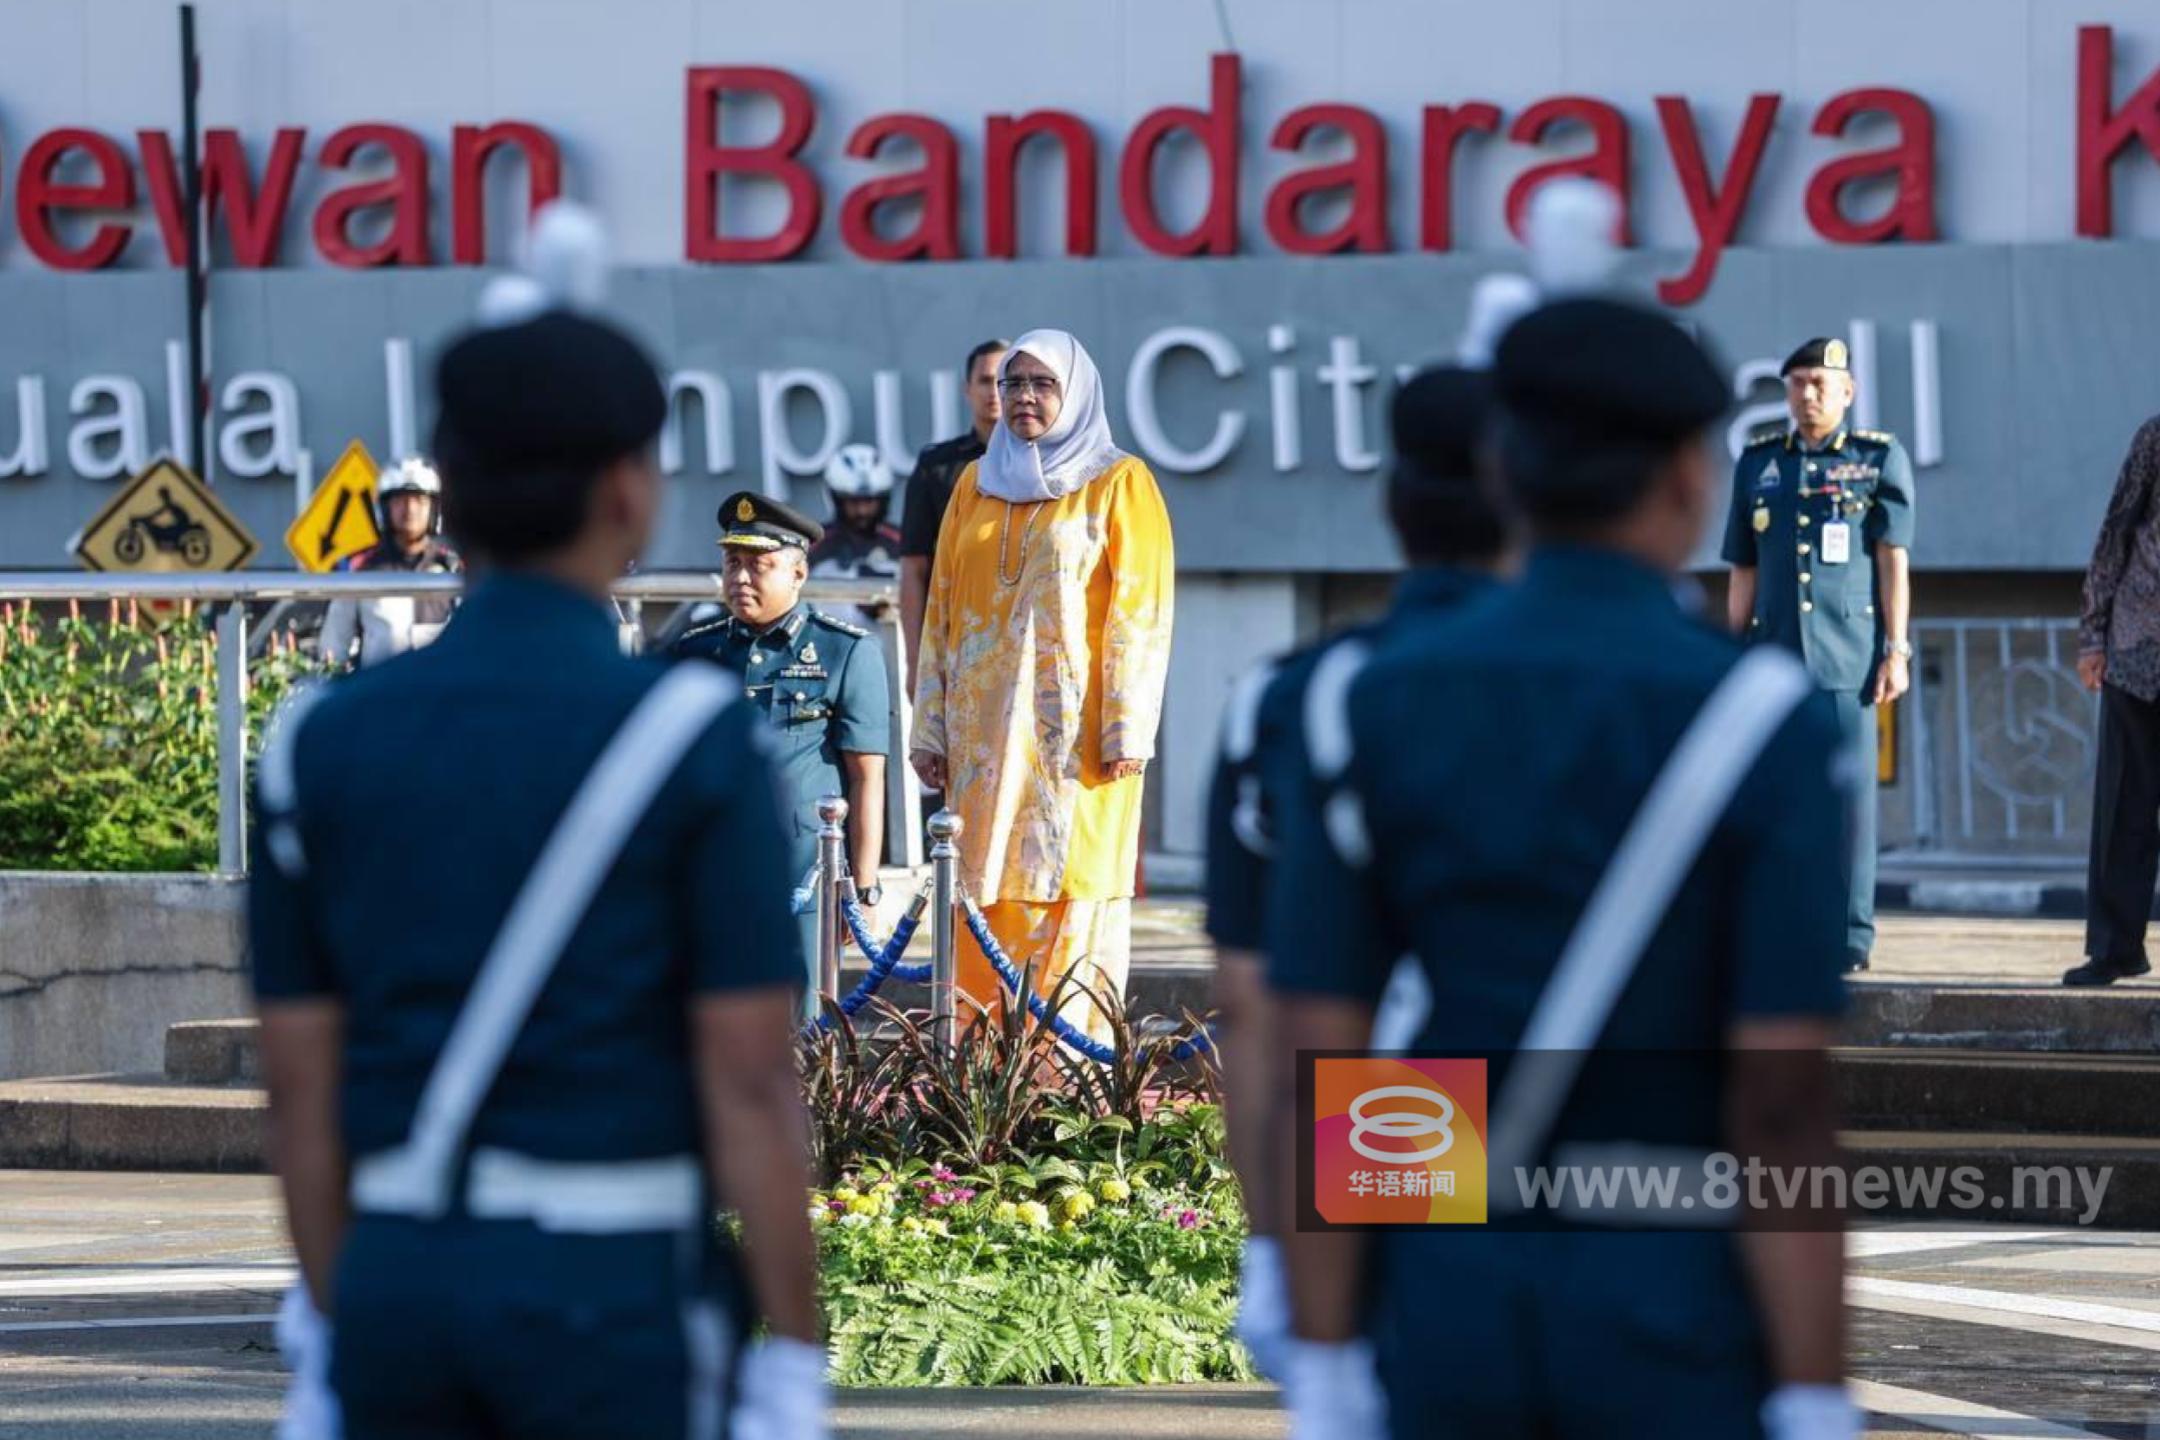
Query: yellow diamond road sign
71 456 258 573
286 441 382 572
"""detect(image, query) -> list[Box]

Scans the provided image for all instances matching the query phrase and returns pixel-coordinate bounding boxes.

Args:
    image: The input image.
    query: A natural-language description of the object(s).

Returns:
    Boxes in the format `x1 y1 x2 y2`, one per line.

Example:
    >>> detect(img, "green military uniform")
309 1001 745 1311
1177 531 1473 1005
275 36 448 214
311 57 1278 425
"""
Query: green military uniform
668 493 891 990
1721 341 1916 967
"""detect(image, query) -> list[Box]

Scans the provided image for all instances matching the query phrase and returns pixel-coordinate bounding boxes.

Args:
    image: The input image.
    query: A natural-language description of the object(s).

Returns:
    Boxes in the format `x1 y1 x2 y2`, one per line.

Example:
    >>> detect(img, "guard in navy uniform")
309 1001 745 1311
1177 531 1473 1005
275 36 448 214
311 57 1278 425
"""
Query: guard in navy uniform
1268 299 1857 1440
1723 337 1916 972
1203 360 1516 1380
671 491 891 990
249 269 826 1439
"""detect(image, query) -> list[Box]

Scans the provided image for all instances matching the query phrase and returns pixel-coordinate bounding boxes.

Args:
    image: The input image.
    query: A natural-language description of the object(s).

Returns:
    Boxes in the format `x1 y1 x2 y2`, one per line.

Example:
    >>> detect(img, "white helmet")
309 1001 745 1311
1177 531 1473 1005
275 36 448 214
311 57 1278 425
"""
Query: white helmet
823 443 894 499
379 457 441 496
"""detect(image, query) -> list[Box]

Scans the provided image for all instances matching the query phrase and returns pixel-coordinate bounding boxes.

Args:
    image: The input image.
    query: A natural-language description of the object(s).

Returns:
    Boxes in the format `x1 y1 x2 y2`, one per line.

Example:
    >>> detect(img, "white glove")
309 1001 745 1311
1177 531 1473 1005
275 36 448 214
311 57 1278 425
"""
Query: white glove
274 1284 342 1440
731 1336 830 1440
1762 1384 1862 1440
1283 1339 1386 1440
1235 1237 1294 1382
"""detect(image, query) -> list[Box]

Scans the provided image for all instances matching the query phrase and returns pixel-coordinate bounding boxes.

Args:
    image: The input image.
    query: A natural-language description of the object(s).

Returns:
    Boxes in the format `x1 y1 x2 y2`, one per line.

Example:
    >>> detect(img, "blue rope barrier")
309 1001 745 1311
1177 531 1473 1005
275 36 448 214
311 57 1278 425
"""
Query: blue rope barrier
956 898 1229 1064
803 888 932 1038
840 896 931 983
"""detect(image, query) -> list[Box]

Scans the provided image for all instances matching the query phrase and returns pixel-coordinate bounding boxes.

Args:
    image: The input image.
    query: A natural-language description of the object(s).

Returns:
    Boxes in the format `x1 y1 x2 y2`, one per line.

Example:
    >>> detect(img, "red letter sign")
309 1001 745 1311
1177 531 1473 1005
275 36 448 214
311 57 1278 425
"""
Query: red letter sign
1505 97 1632 242
16 129 134 270
840 114 960 261
685 65 821 262
140 127 308 267
1418 103 1502 252
985 111 1098 258
2077 25 2160 238
452 122 563 265
314 124 431 267
1120 53 1241 256
1656 94 1779 305
1265 103 1389 255
1805 89 1938 246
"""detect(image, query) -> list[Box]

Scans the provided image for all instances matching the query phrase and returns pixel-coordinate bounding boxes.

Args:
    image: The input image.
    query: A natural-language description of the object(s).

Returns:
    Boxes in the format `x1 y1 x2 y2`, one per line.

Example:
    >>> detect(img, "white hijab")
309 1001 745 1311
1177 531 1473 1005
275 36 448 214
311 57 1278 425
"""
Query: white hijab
976 329 1126 504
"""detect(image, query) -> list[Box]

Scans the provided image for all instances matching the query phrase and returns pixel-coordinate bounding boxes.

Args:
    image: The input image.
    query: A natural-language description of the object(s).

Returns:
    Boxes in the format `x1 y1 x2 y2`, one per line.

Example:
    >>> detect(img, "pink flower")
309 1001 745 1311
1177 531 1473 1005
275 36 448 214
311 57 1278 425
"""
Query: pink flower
925 1191 953 1209
930 1164 958 1182
953 1187 977 1203
1177 1209 1201 1230
826 1200 848 1216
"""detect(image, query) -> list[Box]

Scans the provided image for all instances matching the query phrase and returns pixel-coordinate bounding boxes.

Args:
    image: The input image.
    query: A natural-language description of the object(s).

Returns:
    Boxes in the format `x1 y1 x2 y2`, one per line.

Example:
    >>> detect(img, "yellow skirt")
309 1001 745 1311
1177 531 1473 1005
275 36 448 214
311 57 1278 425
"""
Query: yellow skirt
957 898 1132 1044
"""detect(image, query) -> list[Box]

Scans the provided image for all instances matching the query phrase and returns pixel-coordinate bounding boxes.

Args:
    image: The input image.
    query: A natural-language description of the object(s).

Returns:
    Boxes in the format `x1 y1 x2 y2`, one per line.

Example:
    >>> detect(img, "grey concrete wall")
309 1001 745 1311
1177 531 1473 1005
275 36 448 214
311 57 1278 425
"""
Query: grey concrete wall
0 873 246 1081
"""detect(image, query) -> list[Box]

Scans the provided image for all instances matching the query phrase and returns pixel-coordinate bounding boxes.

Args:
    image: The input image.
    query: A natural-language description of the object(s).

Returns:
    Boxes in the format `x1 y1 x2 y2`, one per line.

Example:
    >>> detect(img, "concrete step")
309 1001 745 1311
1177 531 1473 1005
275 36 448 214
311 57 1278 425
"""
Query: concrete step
153 956 1217 1084
1835 1048 2160 1135
1840 983 2160 1053
0 1074 265 1171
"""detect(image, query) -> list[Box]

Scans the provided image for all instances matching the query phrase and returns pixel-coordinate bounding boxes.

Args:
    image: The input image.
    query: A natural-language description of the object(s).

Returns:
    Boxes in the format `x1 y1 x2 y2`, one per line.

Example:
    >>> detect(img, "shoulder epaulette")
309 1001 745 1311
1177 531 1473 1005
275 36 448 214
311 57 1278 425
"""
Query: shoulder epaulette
1853 428 1897 445
676 617 730 645
1744 425 1788 449
808 611 869 639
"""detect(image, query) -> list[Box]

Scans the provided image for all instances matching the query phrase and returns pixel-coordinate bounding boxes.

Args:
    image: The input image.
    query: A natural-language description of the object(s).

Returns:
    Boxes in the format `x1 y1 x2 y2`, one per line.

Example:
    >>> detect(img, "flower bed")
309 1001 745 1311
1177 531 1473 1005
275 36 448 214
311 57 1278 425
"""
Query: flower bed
798 992 1247 1386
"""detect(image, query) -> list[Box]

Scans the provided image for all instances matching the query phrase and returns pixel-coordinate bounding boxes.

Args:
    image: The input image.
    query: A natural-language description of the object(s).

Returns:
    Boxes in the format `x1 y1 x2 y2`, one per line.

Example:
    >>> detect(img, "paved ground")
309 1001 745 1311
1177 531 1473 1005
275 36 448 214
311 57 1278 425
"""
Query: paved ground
4 1173 2158 1437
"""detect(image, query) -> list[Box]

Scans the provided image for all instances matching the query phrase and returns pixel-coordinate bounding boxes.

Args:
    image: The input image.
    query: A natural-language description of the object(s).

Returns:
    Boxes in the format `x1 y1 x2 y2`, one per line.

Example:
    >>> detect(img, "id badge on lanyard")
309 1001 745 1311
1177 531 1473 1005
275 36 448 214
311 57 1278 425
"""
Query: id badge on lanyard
1820 522 1852 565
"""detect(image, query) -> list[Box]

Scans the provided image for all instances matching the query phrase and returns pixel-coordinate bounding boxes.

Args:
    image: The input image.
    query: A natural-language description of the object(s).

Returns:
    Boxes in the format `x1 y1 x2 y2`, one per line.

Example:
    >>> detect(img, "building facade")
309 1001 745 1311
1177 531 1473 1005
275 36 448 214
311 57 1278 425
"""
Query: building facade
6 0 2160 861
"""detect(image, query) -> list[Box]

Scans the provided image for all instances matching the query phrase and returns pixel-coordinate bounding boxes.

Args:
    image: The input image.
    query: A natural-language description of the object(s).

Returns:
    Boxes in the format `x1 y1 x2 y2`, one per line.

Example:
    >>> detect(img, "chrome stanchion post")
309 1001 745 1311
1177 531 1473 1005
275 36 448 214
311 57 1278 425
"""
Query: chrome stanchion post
215 601 249 873
928 809 963 1050
816 794 849 1006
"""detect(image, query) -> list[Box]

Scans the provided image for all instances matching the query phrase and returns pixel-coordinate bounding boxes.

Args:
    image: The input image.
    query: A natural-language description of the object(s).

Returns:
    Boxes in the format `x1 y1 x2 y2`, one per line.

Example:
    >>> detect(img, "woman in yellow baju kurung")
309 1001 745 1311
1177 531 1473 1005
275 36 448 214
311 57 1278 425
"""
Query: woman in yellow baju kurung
911 329 1175 1039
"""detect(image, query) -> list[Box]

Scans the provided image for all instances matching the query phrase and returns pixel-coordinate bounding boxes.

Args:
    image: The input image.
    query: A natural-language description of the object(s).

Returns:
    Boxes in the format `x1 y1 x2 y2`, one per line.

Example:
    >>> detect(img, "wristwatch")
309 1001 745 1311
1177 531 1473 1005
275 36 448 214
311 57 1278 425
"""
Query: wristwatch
1887 639 1915 661
859 883 884 906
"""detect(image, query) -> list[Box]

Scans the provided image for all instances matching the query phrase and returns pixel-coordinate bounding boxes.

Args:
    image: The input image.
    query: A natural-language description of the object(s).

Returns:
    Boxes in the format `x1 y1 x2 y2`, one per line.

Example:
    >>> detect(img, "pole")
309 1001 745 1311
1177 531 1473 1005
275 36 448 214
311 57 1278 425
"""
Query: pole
927 809 963 1050
178 3 210 482
815 794 849 1007
215 601 248 872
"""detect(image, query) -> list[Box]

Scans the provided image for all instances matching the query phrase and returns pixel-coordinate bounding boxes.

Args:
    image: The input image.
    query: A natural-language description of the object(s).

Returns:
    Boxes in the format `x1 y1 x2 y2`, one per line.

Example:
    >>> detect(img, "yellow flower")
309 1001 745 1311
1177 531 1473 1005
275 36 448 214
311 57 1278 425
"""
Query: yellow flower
847 1195 881 1217
1016 1200 1052 1230
833 1186 860 1202
900 1216 925 1235
809 1205 833 1226
1058 1219 1077 1233
1060 1192 1096 1222
926 1219 950 1237
872 1179 898 1196
1098 1178 1131 1204
993 1200 1020 1223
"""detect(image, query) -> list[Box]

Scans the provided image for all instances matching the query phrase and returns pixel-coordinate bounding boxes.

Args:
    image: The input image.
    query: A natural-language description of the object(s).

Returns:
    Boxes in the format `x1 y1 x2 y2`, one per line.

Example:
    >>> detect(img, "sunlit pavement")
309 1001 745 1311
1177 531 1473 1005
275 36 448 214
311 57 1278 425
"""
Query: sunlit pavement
3 1172 2157 1437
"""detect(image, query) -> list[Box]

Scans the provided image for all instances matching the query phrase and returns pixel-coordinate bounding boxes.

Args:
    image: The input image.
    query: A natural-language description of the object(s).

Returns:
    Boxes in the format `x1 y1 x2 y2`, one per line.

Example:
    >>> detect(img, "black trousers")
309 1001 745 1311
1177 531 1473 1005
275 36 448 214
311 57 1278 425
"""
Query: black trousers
2085 682 2160 965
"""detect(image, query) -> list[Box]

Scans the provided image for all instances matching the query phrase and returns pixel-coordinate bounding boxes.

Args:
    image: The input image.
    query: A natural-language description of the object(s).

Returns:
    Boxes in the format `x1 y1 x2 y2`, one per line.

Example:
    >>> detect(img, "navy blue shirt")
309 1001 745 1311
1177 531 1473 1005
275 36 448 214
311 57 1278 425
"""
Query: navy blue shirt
1269 546 1848 1063
668 603 889 860
1204 567 1494 954
248 574 801 1162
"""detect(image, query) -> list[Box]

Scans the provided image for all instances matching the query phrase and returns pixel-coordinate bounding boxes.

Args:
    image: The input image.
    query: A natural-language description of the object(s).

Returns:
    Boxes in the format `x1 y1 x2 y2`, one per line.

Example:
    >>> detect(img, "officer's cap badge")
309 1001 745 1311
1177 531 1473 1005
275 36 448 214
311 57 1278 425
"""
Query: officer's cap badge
1823 338 1848 370
736 496 757 522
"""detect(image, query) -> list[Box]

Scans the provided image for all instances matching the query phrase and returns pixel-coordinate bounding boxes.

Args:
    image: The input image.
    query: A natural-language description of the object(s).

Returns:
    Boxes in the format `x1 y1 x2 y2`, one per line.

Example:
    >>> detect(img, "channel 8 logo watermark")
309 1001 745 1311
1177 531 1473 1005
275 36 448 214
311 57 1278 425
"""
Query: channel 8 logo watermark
1310 1057 1487 1225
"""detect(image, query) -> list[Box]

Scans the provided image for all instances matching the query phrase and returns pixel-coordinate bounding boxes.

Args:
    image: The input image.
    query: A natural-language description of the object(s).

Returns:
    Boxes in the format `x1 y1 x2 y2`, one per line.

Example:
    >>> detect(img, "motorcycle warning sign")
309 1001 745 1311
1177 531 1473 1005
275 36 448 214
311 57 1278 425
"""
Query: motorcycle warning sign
70 457 258 573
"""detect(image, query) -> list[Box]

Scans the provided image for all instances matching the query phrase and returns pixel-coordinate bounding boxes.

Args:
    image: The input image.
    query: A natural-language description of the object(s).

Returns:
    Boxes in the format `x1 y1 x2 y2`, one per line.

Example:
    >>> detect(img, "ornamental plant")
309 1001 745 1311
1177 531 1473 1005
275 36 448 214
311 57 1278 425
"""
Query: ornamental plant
0 600 315 871
794 980 1243 1385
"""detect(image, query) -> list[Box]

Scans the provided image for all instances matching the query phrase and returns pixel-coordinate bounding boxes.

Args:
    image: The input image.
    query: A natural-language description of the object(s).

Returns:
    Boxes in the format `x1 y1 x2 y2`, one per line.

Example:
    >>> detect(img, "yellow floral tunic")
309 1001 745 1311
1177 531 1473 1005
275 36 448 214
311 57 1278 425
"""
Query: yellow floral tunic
913 455 1175 1023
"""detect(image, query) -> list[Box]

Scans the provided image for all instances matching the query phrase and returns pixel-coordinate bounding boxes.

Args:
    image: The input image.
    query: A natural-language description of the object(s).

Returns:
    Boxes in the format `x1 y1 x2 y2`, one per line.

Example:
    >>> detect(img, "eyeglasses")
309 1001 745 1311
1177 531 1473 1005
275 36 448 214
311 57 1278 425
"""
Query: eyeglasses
997 376 1061 399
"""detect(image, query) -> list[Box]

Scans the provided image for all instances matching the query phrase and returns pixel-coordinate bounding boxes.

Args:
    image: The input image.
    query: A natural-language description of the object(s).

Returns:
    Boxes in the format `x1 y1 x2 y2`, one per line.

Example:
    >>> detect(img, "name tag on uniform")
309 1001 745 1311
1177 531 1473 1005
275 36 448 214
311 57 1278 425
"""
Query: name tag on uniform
1821 522 1852 565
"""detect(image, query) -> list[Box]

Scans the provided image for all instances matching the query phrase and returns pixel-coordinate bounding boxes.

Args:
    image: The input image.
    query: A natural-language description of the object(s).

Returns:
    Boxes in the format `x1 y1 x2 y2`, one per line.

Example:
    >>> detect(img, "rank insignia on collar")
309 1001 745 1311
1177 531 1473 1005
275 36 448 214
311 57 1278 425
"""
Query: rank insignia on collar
735 496 756 522
800 642 817 664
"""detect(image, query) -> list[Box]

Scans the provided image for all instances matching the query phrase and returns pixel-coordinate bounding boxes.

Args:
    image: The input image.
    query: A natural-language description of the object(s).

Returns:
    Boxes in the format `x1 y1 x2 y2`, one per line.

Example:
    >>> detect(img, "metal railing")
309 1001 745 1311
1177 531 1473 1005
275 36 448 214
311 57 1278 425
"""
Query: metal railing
1894 617 2097 864
0 571 917 875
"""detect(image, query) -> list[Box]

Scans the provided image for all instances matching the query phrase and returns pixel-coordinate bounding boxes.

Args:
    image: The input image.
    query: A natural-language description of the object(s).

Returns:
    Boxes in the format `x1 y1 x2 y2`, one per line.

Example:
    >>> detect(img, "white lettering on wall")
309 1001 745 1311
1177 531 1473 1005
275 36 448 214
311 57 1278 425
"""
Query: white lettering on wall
662 370 735 476
67 375 149 479
218 372 303 478
0 377 49 478
757 367 851 499
1316 335 1379 472
1127 325 1246 473
1267 324 1301 473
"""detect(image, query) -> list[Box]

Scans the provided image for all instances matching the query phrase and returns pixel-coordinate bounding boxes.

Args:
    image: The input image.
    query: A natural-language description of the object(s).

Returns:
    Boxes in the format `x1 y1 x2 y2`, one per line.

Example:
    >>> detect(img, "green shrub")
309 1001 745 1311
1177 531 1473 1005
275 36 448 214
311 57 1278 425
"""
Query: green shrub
0 600 316 871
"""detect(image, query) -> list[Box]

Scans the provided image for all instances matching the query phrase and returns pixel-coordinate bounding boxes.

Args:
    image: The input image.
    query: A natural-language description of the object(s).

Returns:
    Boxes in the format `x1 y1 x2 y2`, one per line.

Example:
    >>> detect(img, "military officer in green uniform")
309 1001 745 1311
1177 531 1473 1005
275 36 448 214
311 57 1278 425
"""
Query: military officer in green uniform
670 492 891 988
1724 336 1916 972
